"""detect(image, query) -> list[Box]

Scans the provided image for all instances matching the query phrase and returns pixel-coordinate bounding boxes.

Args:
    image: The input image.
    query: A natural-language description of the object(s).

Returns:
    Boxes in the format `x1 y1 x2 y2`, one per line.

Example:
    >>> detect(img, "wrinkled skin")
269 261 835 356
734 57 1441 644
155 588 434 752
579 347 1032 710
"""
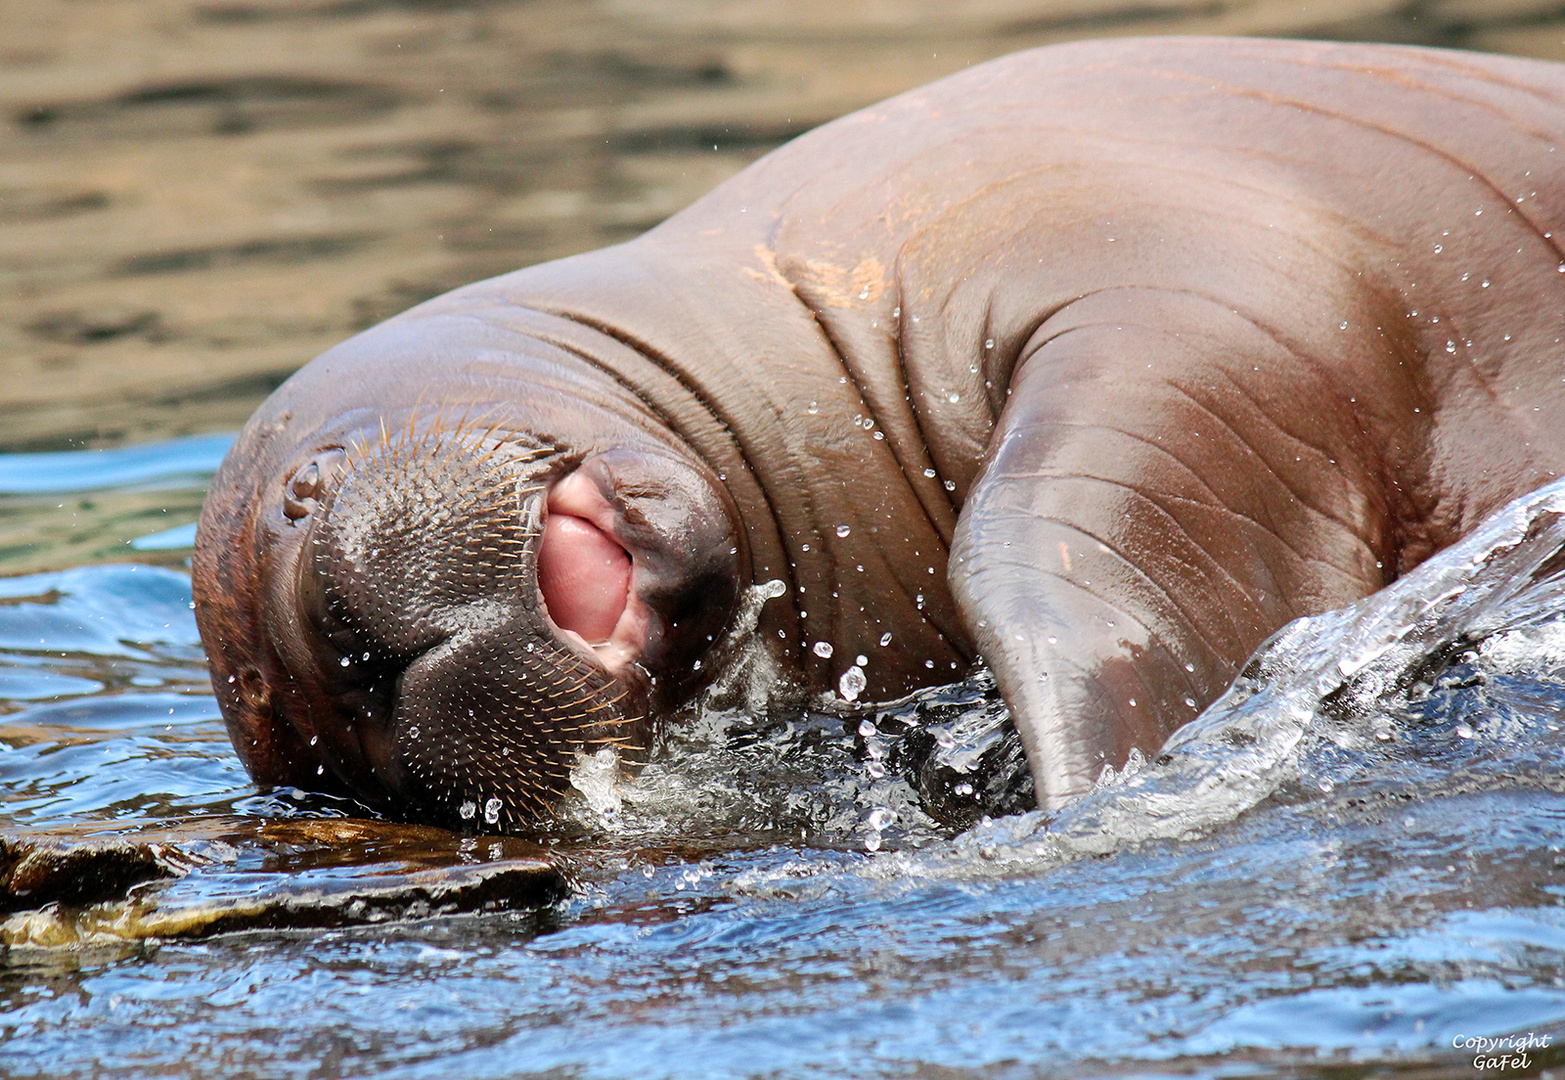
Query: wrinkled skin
195 37 1565 825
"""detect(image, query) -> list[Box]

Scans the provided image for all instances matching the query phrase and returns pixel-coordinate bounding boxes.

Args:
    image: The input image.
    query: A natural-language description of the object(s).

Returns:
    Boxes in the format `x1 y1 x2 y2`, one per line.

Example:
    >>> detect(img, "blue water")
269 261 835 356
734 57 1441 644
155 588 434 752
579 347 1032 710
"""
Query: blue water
0 434 1562 1079
0 434 233 494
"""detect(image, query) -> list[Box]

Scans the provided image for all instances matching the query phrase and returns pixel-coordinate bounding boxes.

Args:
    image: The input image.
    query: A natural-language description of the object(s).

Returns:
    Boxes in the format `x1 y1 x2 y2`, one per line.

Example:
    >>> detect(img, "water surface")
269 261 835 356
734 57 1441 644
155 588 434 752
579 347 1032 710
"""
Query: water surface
1 433 1564 1080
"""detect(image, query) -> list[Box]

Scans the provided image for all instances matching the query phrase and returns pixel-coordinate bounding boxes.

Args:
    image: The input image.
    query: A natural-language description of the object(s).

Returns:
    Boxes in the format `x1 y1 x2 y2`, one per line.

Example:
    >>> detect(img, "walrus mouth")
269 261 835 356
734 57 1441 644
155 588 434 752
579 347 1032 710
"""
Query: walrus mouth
290 421 649 830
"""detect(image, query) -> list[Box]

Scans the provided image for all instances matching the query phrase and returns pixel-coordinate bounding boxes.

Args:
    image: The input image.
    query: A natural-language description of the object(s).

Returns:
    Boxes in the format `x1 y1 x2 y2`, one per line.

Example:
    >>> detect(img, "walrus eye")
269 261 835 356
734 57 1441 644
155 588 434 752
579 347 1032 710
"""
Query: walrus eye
282 448 346 523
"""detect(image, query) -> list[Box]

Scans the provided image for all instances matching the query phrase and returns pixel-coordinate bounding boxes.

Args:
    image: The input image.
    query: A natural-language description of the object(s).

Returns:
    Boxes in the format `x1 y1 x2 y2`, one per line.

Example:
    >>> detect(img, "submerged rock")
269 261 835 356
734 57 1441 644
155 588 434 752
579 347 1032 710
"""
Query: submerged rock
0 816 566 947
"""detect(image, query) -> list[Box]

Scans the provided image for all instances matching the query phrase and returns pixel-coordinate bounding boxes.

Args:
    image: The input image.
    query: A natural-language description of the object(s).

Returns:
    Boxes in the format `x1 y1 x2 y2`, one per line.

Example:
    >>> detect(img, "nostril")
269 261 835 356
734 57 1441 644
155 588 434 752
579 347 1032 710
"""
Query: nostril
537 513 631 643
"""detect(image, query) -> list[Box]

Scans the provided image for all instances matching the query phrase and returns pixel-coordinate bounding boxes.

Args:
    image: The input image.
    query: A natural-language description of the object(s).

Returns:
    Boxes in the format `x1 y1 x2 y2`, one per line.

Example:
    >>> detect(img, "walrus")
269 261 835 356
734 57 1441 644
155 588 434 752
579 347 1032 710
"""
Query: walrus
193 36 1565 828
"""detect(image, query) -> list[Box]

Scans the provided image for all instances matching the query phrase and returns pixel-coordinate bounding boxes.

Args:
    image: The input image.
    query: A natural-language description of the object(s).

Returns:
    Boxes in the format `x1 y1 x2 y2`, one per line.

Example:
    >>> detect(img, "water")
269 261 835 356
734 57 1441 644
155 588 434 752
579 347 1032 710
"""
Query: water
0 435 1563 1078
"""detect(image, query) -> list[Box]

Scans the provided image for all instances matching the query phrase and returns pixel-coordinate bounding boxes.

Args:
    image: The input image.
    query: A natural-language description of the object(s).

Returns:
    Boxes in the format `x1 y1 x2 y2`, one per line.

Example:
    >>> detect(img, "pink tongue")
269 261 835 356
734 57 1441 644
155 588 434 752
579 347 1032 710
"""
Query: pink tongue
536 512 631 644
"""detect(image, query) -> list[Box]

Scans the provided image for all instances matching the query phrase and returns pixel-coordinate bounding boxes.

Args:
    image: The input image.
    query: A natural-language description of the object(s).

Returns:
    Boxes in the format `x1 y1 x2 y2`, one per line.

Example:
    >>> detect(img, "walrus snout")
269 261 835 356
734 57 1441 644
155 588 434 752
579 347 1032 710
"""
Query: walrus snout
275 427 619 826
207 410 746 830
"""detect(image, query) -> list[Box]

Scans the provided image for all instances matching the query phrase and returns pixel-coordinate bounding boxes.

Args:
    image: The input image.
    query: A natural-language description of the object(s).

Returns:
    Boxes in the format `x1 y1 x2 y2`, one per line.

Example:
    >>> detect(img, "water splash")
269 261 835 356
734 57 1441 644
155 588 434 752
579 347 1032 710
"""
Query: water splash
568 747 625 822
925 475 1565 869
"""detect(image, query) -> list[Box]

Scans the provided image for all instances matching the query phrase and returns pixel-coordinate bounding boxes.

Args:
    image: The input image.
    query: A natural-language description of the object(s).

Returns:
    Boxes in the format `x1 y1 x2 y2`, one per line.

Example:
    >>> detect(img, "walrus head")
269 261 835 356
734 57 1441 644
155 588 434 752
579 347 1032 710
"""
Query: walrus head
193 314 746 831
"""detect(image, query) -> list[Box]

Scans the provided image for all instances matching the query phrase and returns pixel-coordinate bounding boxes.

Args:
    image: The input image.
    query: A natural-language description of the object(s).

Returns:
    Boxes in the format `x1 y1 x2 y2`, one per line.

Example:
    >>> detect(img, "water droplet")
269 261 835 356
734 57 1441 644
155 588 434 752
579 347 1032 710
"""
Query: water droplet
1445 340 1457 353
836 524 851 538
339 656 350 667
839 665 867 701
858 286 870 300
1455 723 1475 739
943 479 956 492
923 468 937 478
864 833 883 852
946 391 961 404
483 797 502 824
1184 697 1197 709
807 401 819 414
813 640 834 658
1433 244 1443 253
1339 321 1348 330
856 654 867 666
984 338 995 349
879 632 892 646
459 800 477 819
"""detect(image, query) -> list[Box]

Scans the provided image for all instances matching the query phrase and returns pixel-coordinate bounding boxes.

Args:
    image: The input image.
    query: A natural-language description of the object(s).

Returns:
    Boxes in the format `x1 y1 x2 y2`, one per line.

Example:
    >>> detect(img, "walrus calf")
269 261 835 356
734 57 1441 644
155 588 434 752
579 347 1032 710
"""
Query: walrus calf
194 37 1565 827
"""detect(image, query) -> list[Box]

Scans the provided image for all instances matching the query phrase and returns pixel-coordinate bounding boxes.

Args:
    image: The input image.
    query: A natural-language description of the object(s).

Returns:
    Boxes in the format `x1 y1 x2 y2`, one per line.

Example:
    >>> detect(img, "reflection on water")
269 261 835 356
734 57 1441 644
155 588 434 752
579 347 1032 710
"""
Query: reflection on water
0 433 1563 1078
0 435 232 574
0 563 237 828
6 1 1563 452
